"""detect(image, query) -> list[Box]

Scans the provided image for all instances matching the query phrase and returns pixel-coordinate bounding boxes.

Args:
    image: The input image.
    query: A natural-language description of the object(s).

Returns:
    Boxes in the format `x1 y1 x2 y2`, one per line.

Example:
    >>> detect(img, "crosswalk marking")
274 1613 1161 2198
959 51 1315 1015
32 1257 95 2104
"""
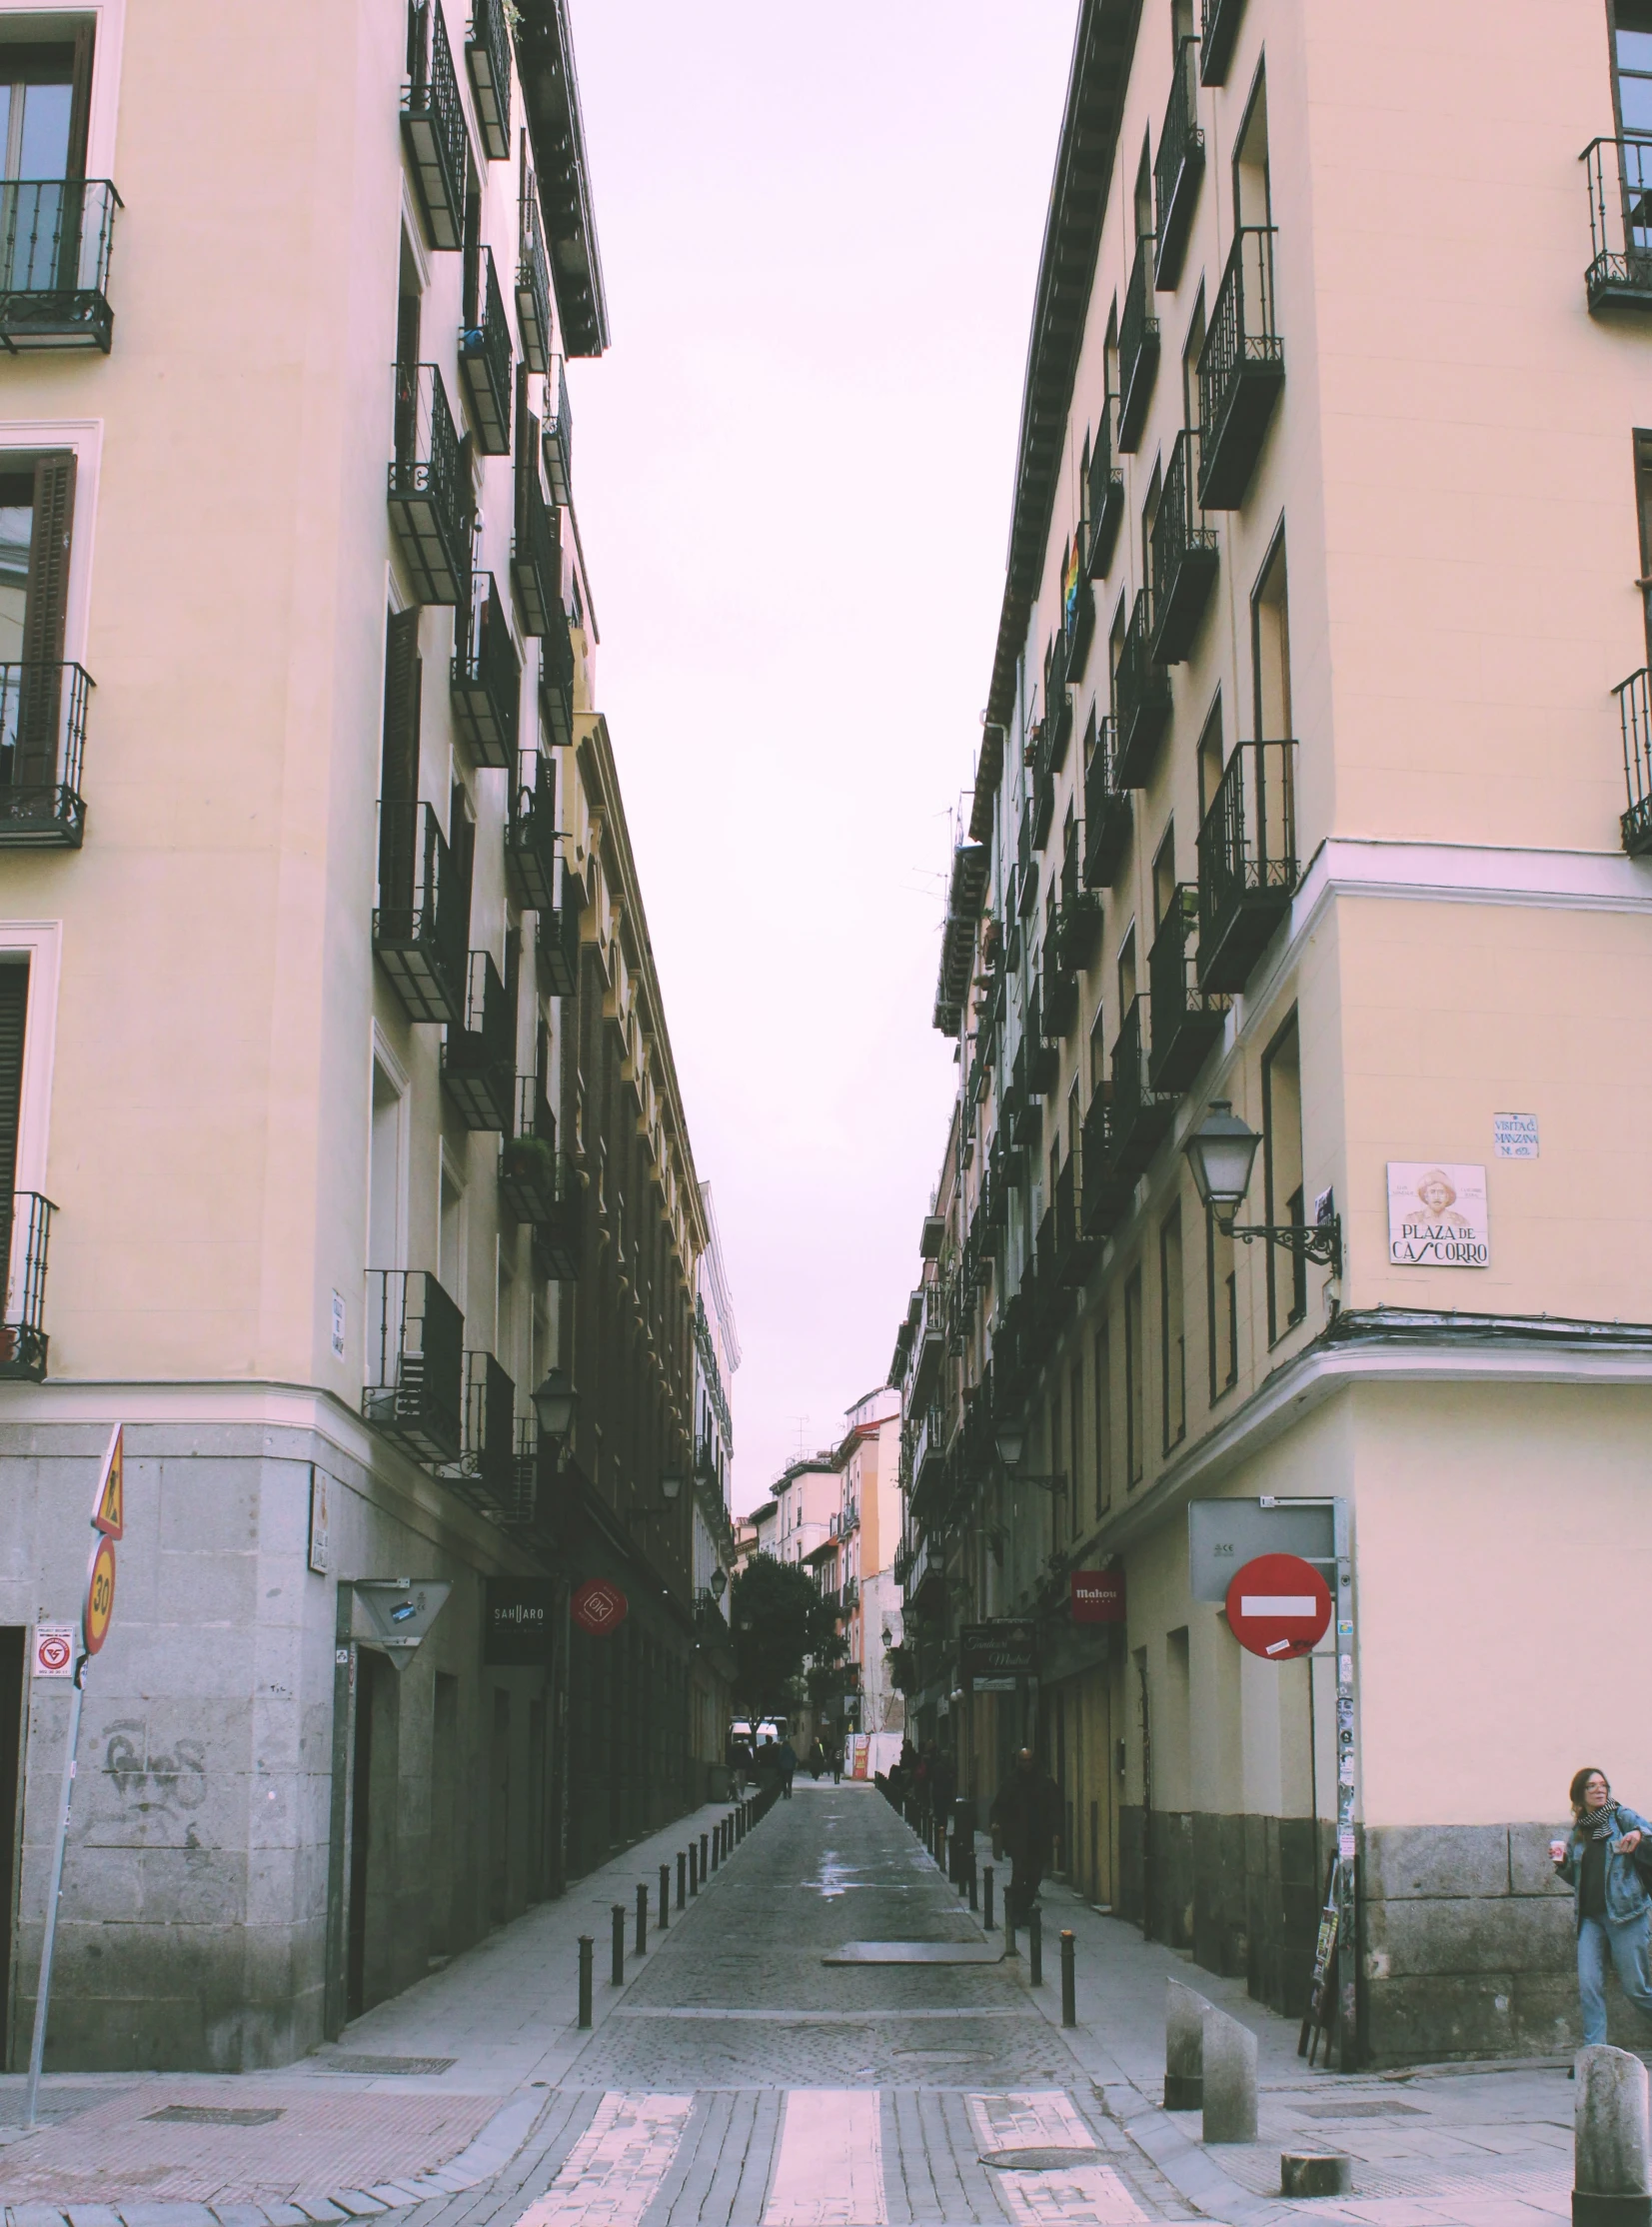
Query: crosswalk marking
763 2087 885 2226
969 2092 1147 2226
517 2092 694 2227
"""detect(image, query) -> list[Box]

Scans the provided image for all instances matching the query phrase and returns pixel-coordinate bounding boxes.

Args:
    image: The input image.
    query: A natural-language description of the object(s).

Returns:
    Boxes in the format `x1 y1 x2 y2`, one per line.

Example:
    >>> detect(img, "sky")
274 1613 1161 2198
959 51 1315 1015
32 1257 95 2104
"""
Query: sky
563 1 1080 1513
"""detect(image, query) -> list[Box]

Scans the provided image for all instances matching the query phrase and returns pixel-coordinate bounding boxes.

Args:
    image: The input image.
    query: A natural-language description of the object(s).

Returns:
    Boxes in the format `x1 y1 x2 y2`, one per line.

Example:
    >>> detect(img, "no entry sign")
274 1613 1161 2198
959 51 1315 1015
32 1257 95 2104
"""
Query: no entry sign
572 1578 628 1637
1224 1551 1331 1660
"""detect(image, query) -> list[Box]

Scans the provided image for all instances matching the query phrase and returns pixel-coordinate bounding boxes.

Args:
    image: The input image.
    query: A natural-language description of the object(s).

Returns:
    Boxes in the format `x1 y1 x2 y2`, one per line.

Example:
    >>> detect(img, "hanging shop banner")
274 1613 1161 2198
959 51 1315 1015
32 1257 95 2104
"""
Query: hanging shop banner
1070 1569 1125 1623
1386 1162 1489 1267
572 1577 628 1637
485 1577 558 1664
959 1619 1035 1680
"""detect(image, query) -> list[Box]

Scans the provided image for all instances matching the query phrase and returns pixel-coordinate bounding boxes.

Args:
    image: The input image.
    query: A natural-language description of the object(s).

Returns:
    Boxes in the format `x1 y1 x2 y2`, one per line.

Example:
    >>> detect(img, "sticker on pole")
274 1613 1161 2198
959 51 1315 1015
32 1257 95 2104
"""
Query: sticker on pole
1224 1551 1331 1660
32 1624 75 1678
83 1535 116 1656
91 1423 124 1538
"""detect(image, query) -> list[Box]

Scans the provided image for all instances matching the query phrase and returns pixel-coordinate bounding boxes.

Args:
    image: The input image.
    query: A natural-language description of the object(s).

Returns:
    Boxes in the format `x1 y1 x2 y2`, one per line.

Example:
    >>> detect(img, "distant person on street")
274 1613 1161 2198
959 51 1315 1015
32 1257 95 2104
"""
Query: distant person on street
830 1737 843 1785
730 1738 753 1796
1554 1767 1652 2047
990 1747 1062 1924
809 1736 826 1779
777 1736 798 1798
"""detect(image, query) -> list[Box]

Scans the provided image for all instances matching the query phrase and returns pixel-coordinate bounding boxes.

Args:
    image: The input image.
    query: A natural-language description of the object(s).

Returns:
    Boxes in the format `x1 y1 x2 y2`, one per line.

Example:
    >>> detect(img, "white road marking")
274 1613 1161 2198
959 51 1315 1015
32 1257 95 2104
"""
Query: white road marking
515 2092 693 2227
764 2087 885 2225
969 2092 1146 2226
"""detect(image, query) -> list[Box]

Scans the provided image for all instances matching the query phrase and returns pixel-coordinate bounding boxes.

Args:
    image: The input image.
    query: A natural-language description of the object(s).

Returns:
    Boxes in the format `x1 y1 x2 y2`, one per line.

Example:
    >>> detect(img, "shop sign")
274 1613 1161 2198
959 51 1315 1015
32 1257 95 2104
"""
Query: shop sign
1070 1569 1124 1623
959 1619 1035 1680
1386 1162 1489 1267
572 1577 628 1637
485 1578 558 1664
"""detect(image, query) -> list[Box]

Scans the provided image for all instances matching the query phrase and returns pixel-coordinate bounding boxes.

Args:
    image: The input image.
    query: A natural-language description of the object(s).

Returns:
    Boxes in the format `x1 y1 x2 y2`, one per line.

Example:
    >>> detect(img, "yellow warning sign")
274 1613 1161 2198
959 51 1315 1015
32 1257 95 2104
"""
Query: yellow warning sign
91 1423 123 1539
84 1533 116 1655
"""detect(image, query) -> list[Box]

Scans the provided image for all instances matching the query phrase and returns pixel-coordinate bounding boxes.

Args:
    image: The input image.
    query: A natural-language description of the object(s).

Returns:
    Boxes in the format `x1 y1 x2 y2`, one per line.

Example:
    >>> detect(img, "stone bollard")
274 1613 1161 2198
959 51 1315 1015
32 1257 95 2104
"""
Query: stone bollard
1282 2154 1352 2198
1202 2005 1258 2145
1575 2044 1652 2225
1164 1979 1205 2110
659 1862 671 1931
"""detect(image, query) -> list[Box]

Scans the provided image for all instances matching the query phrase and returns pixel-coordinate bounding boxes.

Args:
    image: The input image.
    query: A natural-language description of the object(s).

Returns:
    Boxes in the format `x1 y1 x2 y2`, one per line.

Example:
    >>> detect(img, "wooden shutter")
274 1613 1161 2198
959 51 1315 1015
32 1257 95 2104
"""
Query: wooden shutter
66 24 94 178
379 608 422 912
0 963 29 1206
450 782 476 946
16 454 75 791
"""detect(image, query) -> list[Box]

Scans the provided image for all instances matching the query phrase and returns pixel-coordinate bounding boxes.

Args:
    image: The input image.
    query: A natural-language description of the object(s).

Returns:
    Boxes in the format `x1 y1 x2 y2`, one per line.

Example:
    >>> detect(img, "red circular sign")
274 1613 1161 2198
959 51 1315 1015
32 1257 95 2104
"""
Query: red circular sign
84 1534 117 1656
1224 1551 1331 1661
36 1631 71 1673
572 1578 628 1637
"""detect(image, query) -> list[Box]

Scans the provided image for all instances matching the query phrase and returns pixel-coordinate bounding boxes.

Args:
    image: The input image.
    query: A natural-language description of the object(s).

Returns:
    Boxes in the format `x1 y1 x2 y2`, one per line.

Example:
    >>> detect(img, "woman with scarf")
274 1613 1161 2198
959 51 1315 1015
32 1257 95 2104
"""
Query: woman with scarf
1554 1767 1652 2047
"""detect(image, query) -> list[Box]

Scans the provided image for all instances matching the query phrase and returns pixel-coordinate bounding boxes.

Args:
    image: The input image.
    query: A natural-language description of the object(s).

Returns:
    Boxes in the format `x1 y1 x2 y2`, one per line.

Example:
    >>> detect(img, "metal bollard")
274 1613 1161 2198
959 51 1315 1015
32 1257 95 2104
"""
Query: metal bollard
968 1853 979 1911
711 1825 720 1874
1060 1930 1076 2026
1029 1904 1043 1985
689 1844 699 1896
578 1935 594 2027
677 1849 687 1910
983 1864 995 1931
660 1862 671 1930
701 1830 710 1880
636 1880 649 1955
1005 1904 1018 1958
611 1902 626 1986
936 1826 947 1875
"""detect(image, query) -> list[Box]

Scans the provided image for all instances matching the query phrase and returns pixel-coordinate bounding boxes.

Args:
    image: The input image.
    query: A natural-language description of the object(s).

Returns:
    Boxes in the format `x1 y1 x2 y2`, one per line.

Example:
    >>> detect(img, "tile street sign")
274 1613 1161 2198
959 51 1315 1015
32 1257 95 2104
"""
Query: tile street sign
1386 1161 1489 1266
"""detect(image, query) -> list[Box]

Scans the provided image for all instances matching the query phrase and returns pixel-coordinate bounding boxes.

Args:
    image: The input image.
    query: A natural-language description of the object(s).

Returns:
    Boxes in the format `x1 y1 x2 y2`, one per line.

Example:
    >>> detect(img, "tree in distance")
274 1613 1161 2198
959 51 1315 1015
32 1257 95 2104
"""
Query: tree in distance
731 1553 845 1719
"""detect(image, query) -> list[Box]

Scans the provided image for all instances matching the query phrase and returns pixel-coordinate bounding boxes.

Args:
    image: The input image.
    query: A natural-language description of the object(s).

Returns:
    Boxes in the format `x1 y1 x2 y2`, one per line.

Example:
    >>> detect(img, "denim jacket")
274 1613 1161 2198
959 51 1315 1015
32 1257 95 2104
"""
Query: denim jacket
1557 1805 1652 1926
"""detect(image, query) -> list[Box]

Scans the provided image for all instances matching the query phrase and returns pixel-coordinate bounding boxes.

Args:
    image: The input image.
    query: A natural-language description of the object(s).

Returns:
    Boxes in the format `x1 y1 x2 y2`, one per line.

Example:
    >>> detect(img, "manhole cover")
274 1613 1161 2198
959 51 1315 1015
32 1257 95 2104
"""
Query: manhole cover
145 2107 285 2127
981 2147 1106 2171
1298 2101 1422 2120
321 2054 456 2076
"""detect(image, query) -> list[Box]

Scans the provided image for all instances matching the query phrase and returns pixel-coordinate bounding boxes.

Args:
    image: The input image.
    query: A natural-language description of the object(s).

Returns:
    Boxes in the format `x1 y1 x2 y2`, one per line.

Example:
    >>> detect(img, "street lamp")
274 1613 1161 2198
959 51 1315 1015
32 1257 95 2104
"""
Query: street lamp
994 1418 1027 1470
661 1474 683 1503
1181 1100 1343 1275
531 1368 579 1471
710 1566 729 1600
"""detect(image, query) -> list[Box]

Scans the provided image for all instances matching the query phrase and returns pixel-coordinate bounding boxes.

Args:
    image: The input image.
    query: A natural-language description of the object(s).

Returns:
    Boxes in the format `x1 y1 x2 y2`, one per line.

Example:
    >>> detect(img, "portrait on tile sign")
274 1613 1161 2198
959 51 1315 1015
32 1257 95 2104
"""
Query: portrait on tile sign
1386 1162 1489 1267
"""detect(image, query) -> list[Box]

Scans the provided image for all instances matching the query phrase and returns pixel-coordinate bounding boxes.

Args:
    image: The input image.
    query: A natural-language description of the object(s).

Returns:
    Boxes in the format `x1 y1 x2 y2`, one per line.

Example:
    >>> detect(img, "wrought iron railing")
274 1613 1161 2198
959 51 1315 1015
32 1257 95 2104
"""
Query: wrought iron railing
459 246 513 453
1148 884 1229 1089
1149 429 1219 662
506 745 559 913
1115 588 1171 781
1110 995 1177 1174
0 181 120 351
441 949 515 1129
402 0 467 249
516 172 553 373
544 357 573 504
0 1191 53 1380
1196 739 1298 986
0 661 92 846
1616 667 1652 855
1153 36 1205 287
499 1078 564 1224
541 598 576 745
1583 137 1652 311
374 800 468 1024
461 1349 517 1500
465 0 513 161
513 450 561 635
1085 392 1124 579
1083 713 1131 888
363 1267 465 1461
539 855 582 996
451 574 520 768
1118 238 1159 450
389 362 470 603
1197 226 1282 503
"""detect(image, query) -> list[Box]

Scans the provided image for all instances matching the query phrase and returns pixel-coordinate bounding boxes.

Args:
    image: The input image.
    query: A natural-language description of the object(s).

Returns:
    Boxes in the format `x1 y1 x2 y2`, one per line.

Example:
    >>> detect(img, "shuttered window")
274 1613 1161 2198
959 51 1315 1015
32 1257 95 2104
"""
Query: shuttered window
379 607 422 910
15 450 74 789
0 961 29 1213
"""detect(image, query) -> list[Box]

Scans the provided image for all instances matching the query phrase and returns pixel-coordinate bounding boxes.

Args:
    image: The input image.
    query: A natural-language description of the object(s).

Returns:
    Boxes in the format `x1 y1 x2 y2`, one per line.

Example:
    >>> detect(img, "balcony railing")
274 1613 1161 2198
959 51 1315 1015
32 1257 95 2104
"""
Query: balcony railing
1083 714 1132 889
1085 393 1124 579
1149 430 1219 663
499 1073 559 1222
1199 0 1247 85
0 662 92 847
1040 926 1077 1040
0 181 120 352
1079 1095 1130 1240
1066 568 1095 684
1584 137 1652 313
530 1150 583 1280
441 949 514 1130
363 1268 465 1462
0 1191 53 1380
541 599 576 746
1059 888 1103 975
1196 739 1298 992
513 449 561 636
1020 986 1059 1096
1110 995 1178 1178
539 854 583 996
1148 885 1230 1091
402 1 467 250
451 574 520 768
1154 38 1205 289
465 0 512 162
459 247 513 454
457 1351 517 1516
374 800 467 1025
1051 1153 1098 1289
1114 589 1172 787
389 362 471 604
505 745 558 911
1042 629 1072 776
1118 238 1160 453
544 357 573 505
1198 227 1284 508
516 173 552 373
1616 667 1652 856
1030 764 1055 852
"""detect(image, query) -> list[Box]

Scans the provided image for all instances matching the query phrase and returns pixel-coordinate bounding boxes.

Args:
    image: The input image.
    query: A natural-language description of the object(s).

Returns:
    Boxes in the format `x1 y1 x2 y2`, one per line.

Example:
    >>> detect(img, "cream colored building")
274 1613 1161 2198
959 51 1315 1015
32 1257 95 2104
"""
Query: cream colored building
0 0 729 2070
898 0 1652 2066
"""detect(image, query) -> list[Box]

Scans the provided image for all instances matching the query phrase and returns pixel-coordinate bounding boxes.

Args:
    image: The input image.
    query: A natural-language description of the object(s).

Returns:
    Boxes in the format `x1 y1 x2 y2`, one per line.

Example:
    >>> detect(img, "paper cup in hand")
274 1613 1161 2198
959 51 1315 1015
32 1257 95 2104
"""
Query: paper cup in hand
1550 1838 1567 1862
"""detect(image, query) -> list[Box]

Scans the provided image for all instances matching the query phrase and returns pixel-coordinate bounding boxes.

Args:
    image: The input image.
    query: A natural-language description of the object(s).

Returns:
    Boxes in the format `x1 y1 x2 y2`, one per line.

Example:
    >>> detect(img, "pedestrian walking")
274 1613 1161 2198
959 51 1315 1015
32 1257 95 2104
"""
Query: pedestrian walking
989 1747 1062 1924
809 1736 826 1780
777 1736 798 1799
1553 1766 1652 2048
830 1736 843 1785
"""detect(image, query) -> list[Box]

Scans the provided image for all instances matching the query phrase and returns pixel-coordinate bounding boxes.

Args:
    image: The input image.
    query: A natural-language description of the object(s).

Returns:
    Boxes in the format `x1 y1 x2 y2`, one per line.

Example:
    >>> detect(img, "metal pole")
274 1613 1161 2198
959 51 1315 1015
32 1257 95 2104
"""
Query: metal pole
1333 1498 1358 2072
610 1902 626 1986
700 1830 709 1880
689 1844 699 1896
677 1849 687 1909
659 1861 671 1930
1060 1929 1076 2026
635 1880 648 1955
1005 1905 1017 1957
710 1825 720 1874
968 1852 978 1912
578 1935 593 2027
25 1661 86 2127
1028 1904 1042 1985
982 1863 995 1931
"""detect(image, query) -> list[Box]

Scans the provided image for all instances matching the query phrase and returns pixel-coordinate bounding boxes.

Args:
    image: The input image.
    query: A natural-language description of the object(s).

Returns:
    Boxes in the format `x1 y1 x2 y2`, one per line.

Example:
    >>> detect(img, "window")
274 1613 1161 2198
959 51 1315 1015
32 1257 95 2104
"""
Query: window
1069 1363 1084 1531
0 34 92 184
1206 1204 1238 1400
1050 1387 1064 1547
1196 695 1224 822
1092 1326 1111 1518
369 1054 407 1269
0 958 28 1236
1088 1002 1107 1098
1252 531 1291 739
1233 67 1270 228
439 1150 467 1305
1152 828 1176 932
1160 1206 1185 1450
1635 431 1652 663
1182 289 1206 430
1133 139 1152 245
1123 1268 1144 1484
1116 925 1137 1014
0 452 75 805
1262 1013 1305 1338
1613 2 1652 138
1140 456 1161 592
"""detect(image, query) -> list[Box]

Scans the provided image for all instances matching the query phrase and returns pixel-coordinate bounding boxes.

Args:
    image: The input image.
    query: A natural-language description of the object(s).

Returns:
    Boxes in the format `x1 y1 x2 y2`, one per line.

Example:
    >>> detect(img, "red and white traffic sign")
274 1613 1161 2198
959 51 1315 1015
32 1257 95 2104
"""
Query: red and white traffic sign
1224 1551 1331 1660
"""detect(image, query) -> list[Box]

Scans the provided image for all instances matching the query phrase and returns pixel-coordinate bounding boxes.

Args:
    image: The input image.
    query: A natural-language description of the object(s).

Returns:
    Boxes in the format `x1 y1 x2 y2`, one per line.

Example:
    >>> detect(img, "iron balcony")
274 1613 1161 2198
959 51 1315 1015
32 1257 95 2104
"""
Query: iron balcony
1149 430 1220 663
1117 238 1160 453
1110 996 1178 1178
1052 1154 1099 1289
544 356 574 505
389 362 471 604
0 662 92 847
1148 885 1230 1091
0 180 120 352
1085 393 1124 579
402 0 467 250
465 0 513 162
530 1152 584 1280
1196 739 1299 992
0 1191 53 1381
1040 925 1077 1040
1154 38 1205 289
1199 0 1247 85
513 452 561 636
541 600 576 745
1030 764 1055 853
1042 629 1072 776
498 1073 558 1223
1020 986 1059 1096
1083 714 1132 888
516 174 553 373
451 575 521 767
455 1352 517 1520
1583 138 1652 313
459 247 513 454
538 855 583 996
363 1268 465 1463
374 800 467 1025
1615 668 1652 855
1058 890 1103 975
1197 227 1285 509
1114 589 1172 787
441 949 514 1130
505 745 558 911
1066 568 1095 684
1079 1095 1131 1240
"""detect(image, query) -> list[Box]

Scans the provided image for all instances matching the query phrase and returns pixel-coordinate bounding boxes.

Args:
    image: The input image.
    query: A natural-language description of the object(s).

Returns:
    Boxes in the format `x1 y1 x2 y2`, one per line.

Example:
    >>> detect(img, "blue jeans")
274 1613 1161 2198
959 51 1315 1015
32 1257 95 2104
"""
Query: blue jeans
1578 1914 1652 2044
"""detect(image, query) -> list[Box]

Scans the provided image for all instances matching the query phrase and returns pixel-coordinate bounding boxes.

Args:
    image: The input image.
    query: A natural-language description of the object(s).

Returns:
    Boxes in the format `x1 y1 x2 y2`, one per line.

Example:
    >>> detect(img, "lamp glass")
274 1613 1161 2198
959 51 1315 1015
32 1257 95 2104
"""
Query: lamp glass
532 1366 578 1441
661 1474 683 1502
710 1566 728 1599
995 1419 1027 1470
1182 1100 1262 1219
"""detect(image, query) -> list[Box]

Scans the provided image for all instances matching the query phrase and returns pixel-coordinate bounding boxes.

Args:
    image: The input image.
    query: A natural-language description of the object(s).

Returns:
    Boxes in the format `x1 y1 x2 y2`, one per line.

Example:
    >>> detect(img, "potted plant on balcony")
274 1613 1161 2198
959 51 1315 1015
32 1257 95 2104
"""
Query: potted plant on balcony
502 1132 556 1187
